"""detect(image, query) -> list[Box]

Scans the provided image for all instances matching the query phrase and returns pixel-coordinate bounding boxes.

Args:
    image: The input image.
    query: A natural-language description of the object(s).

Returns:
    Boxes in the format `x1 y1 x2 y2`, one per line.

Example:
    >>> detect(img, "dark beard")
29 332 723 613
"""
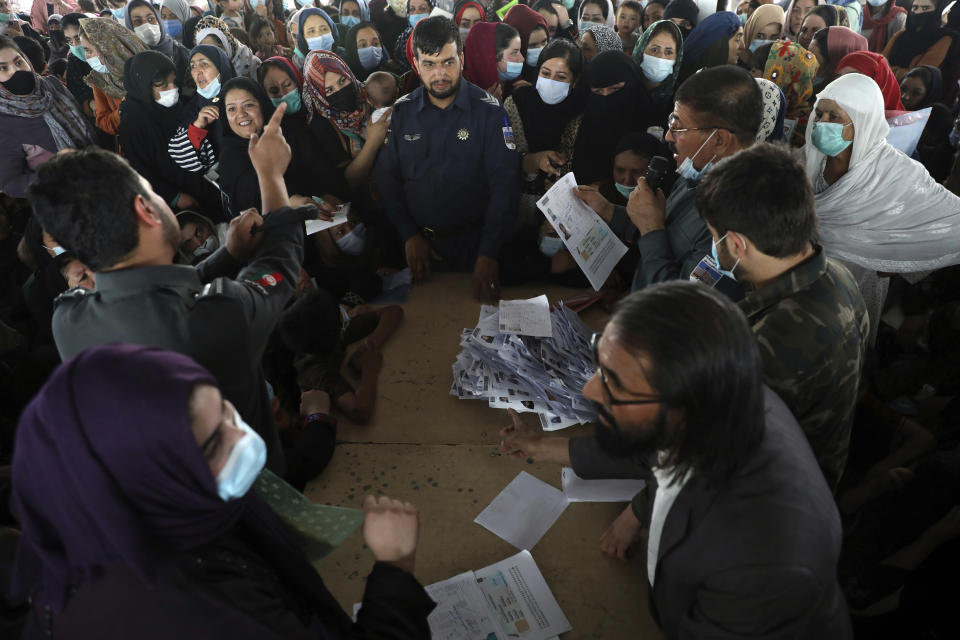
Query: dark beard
593 401 671 459
426 74 461 100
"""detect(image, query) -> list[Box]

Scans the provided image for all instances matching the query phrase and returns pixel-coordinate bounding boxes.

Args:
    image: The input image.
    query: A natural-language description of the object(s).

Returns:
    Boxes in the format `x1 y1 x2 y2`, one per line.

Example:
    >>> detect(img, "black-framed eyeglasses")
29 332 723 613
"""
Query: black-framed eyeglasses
666 113 735 136
590 333 662 407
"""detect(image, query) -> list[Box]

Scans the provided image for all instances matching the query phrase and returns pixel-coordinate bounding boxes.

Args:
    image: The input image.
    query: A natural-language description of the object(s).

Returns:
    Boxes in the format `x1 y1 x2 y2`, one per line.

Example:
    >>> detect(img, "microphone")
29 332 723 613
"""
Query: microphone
644 156 670 192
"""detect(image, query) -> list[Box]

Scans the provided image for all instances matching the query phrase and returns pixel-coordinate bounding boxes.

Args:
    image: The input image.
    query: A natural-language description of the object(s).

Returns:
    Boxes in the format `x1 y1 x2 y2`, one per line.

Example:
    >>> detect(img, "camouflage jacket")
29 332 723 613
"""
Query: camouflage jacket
739 246 869 490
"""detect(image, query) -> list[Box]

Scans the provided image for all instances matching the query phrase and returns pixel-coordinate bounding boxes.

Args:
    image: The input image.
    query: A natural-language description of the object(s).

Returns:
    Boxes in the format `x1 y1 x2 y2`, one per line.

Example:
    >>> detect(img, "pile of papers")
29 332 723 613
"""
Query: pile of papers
450 296 596 430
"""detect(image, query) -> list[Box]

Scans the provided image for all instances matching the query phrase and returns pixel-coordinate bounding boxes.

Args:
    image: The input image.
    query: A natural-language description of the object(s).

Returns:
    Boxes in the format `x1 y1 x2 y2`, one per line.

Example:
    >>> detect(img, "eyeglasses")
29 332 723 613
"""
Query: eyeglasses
667 113 734 136
590 333 663 407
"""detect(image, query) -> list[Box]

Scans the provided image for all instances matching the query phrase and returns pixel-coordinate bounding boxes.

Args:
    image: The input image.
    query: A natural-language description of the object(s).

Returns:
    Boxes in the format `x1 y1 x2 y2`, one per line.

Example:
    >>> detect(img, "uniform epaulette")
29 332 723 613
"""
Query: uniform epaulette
479 90 501 109
394 92 413 106
54 287 93 303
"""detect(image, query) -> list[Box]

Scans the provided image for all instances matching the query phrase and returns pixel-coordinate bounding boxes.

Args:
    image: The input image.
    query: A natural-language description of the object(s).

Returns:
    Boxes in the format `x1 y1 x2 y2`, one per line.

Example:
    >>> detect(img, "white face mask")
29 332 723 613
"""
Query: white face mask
640 54 674 83
155 87 178 107
535 75 570 105
335 222 367 256
135 22 162 47
215 408 267 501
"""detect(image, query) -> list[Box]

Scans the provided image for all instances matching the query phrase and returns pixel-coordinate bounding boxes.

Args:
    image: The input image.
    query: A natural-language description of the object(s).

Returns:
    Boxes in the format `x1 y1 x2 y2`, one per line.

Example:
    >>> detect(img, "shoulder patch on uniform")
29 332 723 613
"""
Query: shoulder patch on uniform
480 91 501 108
54 287 93 303
394 92 413 106
197 279 226 298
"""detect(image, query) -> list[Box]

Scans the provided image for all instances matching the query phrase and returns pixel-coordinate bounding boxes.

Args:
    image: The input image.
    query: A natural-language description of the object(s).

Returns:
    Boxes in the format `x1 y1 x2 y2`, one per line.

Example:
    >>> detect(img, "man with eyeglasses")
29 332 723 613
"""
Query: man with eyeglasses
500 281 851 639
574 65 762 294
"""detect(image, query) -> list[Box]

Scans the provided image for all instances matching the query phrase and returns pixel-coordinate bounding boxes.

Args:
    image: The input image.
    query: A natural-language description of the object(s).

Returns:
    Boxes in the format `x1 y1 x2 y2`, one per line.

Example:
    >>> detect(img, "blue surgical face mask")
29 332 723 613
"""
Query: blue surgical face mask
197 75 221 99
535 75 570 104
738 12 748 25
336 222 367 255
357 45 383 70
640 54 674 83
525 46 543 67
341 15 360 27
69 44 85 60
111 7 125 20
579 20 602 31
539 235 564 256
710 232 740 280
498 60 523 81
270 87 302 114
307 32 335 51
615 182 635 198
811 121 852 157
215 408 267 501
408 13 427 27
562 0 575 8
0 13 11 23
748 39 774 53
164 19 183 38
86 55 108 74
676 128 717 182
296 0 311 5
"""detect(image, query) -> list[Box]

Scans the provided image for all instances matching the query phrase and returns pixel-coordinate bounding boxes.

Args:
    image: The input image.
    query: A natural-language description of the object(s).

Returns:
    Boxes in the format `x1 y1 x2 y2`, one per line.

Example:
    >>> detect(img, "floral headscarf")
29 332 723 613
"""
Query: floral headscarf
194 15 241 58
763 41 818 122
79 17 148 99
582 23 622 56
302 50 372 136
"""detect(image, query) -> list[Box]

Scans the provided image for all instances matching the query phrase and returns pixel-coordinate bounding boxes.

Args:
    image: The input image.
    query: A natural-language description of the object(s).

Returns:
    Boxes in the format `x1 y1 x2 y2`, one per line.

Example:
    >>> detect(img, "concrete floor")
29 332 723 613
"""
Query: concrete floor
305 273 663 639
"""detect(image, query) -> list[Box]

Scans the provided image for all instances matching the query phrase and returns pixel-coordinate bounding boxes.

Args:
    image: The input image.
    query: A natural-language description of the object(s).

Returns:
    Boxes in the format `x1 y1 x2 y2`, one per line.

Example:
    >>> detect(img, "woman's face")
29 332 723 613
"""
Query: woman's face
581 2 605 23
151 71 176 100
200 34 224 49
224 88 264 138
669 16 693 31
728 28 744 64
355 26 380 49
190 53 219 88
341 0 362 19
323 69 350 96
189 384 246 479
79 33 100 61
528 26 549 51
755 20 782 42
497 35 522 72
798 14 826 50
459 6 481 29
0 47 31 83
789 0 816 34
579 30 598 61
911 0 936 14
539 55 573 84
160 6 180 21
643 3 664 29
409 0 431 16
262 65 296 98
644 30 677 60
616 6 640 35
900 76 927 110
809 38 826 72
591 81 626 96
128 4 158 29
814 98 854 141
303 14 332 39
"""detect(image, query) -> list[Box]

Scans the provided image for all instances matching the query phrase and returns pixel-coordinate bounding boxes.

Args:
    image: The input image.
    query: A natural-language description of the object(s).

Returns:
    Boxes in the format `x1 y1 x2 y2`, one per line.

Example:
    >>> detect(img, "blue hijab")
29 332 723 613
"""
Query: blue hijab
681 11 740 66
297 7 341 56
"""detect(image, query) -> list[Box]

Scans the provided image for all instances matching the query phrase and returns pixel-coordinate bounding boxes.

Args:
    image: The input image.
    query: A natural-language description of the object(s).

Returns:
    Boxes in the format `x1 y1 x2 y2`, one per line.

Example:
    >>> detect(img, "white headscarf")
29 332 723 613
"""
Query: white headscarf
806 73 960 274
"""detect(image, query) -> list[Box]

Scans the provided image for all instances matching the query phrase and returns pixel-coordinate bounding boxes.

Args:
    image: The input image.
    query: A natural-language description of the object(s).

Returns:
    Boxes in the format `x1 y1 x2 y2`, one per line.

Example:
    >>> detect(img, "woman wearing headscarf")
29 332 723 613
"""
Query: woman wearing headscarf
0 35 94 198
754 77 786 143
453 0 484 41
296 6 345 62
390 0 433 74
782 0 823 42
503 4 549 83
899 64 942 110
805 72 960 341
810 25 867 90
678 11 741 84
797 4 848 50
258 55 350 199
343 20 397 81
338 0 371 30
762 41 818 142
10 344 435 638
46 14 70 64
195 14 261 80
662 0 697 39
463 21 517 98
740 4 783 64
160 0 191 42
30 0 77 34
632 18 682 128
303 50 390 188
119 50 226 218
863 0 906 53
572 50 651 184
125 0 191 86
835 50 904 111
77 17 145 137
578 23 620 63
882 0 958 82
371 0 409 54
578 0 615 30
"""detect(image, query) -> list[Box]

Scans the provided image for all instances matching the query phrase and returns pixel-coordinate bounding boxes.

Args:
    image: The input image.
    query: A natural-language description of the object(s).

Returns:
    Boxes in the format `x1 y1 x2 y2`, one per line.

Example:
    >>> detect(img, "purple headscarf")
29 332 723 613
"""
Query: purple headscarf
11 344 243 612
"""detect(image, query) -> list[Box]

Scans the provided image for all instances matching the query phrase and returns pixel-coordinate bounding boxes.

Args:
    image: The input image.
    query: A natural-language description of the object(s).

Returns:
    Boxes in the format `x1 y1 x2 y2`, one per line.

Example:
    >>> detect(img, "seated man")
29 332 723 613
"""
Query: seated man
501 281 851 639
27 105 328 475
373 15 521 302
574 65 761 292
696 143 869 490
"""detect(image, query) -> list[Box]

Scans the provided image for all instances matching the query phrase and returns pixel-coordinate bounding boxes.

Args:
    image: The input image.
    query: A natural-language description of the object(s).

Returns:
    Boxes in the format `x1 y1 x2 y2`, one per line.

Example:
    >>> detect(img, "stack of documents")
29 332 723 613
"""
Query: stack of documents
450 296 596 430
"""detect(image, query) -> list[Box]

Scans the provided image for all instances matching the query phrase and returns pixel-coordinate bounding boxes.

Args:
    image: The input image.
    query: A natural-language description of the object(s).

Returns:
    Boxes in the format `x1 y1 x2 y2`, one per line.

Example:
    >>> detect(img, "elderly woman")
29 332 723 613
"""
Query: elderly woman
805 72 960 340
194 14 261 80
10 344 434 637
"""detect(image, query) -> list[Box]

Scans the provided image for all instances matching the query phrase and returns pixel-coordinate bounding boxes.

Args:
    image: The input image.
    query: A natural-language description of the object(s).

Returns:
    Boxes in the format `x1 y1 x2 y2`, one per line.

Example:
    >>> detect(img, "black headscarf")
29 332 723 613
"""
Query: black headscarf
904 64 943 109
572 51 651 184
182 44 237 127
511 56 585 153
888 0 956 70
342 20 391 81
121 50 180 131
217 77 276 215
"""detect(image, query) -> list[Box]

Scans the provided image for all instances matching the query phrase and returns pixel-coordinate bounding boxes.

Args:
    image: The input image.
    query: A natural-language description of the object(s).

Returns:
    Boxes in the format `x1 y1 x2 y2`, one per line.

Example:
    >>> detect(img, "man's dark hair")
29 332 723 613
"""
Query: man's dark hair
28 148 146 271
413 16 461 59
494 23 519 60
696 143 817 257
609 281 766 487
675 64 762 147
615 130 668 160
13 36 44 73
618 1 643 16
533 0 558 18
538 38 583 78
61 12 85 30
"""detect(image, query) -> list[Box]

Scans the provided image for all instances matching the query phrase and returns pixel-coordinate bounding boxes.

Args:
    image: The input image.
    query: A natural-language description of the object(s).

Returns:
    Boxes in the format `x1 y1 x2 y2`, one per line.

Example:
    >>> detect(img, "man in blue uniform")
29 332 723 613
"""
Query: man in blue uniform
373 16 521 302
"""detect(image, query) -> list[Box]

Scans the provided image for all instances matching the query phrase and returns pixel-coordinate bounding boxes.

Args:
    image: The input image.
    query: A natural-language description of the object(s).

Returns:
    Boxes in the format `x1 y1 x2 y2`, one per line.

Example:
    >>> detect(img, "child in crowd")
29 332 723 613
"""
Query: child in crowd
365 70 399 109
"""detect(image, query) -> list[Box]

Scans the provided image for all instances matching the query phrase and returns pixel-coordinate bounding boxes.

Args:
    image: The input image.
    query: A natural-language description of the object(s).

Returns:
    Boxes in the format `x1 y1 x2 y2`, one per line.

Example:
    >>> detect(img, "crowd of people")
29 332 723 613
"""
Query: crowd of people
1 0 960 637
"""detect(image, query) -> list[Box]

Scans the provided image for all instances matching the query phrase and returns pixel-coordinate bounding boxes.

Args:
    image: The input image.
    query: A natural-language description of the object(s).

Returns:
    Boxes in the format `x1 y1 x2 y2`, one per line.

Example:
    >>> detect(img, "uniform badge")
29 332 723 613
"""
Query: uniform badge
502 125 516 150
255 272 284 288
457 128 470 141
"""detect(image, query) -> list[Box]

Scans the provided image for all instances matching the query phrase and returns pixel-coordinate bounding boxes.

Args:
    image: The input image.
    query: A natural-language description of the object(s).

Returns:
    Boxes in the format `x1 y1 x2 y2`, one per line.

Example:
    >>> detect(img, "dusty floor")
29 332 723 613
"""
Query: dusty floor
304 273 663 639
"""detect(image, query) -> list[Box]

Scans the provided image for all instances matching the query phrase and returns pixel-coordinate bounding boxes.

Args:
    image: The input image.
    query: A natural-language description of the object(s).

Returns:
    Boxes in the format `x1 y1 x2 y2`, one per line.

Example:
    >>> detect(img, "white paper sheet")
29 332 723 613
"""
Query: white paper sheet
561 467 646 502
536 173 628 291
304 202 351 235
886 107 931 156
498 295 552 338
474 471 568 550
424 571 503 640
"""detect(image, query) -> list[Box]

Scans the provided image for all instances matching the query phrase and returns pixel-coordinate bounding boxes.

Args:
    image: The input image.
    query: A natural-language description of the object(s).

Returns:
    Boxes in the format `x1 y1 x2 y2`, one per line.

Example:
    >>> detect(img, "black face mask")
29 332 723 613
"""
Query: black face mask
50 30 66 47
326 82 358 111
907 10 940 31
2 70 37 96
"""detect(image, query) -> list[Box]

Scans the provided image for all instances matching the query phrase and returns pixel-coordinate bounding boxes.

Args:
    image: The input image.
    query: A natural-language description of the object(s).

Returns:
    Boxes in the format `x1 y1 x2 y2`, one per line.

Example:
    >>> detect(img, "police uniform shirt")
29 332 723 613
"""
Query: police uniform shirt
373 79 522 260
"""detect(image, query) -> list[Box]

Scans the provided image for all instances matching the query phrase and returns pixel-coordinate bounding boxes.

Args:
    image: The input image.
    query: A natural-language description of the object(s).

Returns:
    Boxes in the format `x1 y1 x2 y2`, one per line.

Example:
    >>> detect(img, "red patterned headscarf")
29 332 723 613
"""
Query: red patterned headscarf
302 50 372 135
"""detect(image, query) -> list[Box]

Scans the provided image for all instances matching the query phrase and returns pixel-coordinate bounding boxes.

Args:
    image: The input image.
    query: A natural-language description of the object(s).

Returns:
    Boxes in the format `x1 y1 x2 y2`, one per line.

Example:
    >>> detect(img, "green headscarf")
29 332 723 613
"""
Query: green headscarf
632 19 684 101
